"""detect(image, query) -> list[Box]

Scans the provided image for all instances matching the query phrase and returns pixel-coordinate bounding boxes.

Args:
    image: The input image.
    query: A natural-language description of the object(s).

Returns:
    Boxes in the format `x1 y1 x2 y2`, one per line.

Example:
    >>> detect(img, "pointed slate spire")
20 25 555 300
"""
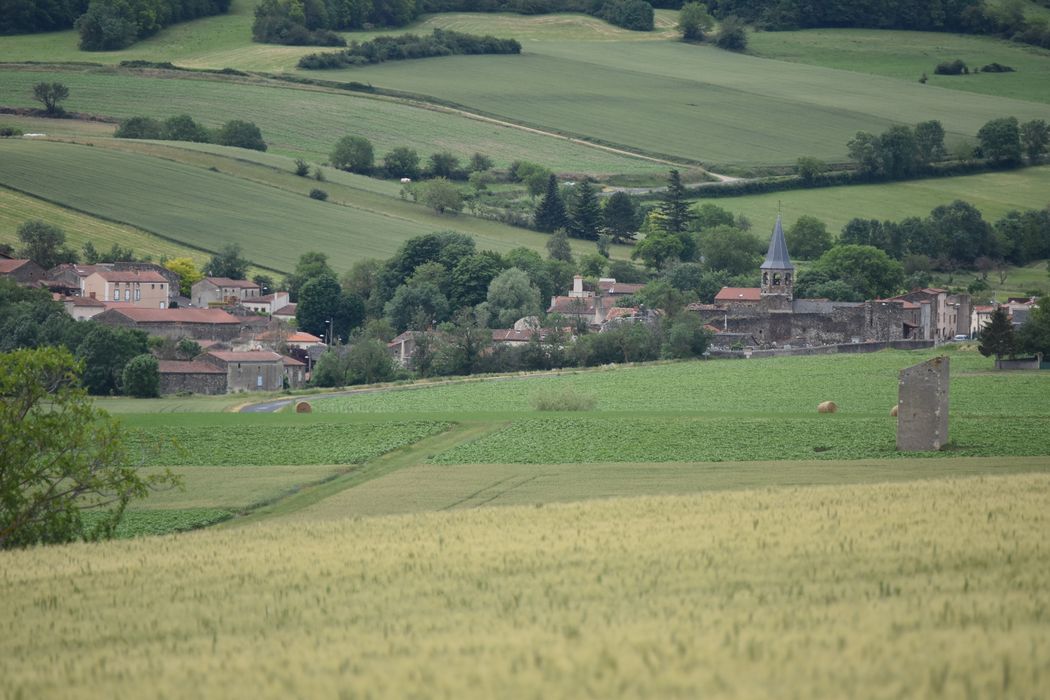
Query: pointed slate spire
760 214 794 270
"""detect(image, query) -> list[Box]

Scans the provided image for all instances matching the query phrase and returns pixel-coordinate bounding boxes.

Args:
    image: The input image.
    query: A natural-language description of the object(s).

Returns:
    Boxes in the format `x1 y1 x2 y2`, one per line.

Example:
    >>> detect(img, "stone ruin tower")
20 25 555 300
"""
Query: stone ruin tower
760 214 795 306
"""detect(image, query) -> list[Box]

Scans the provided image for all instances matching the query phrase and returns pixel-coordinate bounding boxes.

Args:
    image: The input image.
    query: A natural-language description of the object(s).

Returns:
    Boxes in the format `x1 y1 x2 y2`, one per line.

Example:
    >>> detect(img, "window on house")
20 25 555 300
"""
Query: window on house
124 289 130 301
112 289 119 301
135 288 141 301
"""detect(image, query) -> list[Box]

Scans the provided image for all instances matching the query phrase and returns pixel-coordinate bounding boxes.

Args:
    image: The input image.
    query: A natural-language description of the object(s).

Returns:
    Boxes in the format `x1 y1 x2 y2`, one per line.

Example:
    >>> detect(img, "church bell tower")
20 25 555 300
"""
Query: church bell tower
760 214 794 302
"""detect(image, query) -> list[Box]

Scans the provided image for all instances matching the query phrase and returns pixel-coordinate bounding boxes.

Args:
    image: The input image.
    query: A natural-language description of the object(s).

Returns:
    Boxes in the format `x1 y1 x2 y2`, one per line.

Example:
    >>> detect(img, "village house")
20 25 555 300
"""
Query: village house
157 360 228 395
58 294 107 320
192 277 261 307
199 350 292 392
0 258 46 286
93 307 242 340
273 303 297 323
388 331 422 369
241 291 291 316
82 269 170 308
48 262 180 301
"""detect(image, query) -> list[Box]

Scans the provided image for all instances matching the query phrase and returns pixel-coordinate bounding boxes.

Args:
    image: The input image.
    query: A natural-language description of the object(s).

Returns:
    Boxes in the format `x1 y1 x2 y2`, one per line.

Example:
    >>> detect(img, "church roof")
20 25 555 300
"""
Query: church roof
760 215 794 271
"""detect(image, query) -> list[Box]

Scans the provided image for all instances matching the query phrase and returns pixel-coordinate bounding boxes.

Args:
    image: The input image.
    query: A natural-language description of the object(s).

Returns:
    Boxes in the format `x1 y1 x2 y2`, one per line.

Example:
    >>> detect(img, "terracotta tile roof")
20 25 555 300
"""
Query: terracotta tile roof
105 308 240 324
714 287 761 302
92 270 168 283
157 360 225 374
281 355 305 367
287 331 323 343
203 277 260 289
548 296 597 314
273 303 297 316
492 329 534 342
597 280 645 295
63 295 106 307
0 259 32 273
975 305 998 312
389 331 421 347
206 350 283 363
604 306 637 320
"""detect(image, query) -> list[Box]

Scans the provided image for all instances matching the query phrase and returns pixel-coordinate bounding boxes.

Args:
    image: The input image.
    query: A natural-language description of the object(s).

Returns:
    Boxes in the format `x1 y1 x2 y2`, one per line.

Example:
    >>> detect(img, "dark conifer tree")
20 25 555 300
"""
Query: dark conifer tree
602 191 639 243
978 308 1016 360
534 174 568 233
659 169 692 234
568 179 601 241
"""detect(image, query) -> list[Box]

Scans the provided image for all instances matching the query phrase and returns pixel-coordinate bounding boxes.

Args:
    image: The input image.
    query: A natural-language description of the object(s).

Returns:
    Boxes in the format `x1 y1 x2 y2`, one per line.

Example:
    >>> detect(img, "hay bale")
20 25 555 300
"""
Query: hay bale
890 404 898 417
817 401 838 414
295 401 312 413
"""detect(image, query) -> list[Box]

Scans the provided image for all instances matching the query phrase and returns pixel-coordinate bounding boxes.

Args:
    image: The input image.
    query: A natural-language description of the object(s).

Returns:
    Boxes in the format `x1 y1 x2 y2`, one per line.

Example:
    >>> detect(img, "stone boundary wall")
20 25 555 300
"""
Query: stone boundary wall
709 339 935 360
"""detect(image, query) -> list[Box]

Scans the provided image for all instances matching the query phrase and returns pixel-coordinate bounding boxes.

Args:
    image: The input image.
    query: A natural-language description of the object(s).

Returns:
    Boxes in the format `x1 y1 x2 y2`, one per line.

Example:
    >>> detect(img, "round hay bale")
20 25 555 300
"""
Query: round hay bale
295 401 312 413
817 401 838 414
890 404 899 417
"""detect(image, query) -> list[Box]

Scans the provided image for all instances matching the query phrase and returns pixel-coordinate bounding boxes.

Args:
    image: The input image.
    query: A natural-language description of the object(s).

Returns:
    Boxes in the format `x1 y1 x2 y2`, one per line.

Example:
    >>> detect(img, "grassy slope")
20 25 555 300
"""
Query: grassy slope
697 165 1050 234
0 139 582 272
2 474 1048 698
749 28 1050 103
0 185 208 264
0 66 665 176
296 38 1050 166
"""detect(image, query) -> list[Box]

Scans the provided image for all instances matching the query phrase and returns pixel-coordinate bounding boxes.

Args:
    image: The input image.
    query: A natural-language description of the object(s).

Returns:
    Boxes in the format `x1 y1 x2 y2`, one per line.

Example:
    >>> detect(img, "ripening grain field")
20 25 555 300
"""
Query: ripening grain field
2 475 1048 699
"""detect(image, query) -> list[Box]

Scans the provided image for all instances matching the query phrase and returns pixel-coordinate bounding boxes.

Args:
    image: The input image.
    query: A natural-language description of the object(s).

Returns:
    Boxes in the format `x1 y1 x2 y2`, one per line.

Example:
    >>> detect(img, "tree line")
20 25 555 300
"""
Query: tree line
114 114 268 151
703 0 1050 50
297 29 521 69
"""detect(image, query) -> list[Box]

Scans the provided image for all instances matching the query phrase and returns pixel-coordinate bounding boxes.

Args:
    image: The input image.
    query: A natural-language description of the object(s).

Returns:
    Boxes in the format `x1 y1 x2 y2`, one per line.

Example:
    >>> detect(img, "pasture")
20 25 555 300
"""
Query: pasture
2 474 1048 698
0 66 667 176
694 165 1050 236
749 28 1050 104
0 139 591 272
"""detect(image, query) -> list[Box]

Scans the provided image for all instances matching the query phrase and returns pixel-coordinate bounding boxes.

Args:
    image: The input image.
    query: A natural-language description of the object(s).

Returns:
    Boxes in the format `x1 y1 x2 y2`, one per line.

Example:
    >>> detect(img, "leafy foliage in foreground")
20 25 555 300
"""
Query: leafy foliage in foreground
128 421 451 466
430 415 1050 464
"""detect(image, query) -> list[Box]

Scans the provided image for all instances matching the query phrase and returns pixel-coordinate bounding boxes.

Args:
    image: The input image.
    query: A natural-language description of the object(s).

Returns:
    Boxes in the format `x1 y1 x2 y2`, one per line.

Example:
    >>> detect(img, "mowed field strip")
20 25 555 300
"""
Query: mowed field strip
2 474 1048 697
0 139 580 272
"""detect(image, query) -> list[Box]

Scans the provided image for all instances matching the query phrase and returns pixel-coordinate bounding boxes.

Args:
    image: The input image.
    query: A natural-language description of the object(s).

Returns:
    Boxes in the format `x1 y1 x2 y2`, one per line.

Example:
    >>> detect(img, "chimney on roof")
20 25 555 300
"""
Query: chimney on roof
89 292 96 299
570 275 584 298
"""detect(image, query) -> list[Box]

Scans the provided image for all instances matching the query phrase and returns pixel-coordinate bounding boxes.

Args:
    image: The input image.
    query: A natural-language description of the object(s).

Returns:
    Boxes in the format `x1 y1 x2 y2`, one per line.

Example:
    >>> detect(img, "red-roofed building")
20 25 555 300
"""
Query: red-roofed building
0 259 46 286
94 307 241 340
83 269 170 308
273 303 297 322
59 294 107 320
714 287 762 305
201 350 287 391
192 277 261 308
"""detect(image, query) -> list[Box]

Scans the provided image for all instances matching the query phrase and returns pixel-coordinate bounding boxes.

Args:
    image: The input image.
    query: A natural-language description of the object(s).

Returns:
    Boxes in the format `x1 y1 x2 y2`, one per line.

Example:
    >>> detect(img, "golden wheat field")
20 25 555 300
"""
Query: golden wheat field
2 473 1048 699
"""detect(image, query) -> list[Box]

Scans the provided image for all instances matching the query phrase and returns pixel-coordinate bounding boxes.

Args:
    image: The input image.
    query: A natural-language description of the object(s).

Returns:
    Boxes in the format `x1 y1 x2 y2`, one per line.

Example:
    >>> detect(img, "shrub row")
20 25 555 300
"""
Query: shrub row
298 30 522 69
114 114 267 151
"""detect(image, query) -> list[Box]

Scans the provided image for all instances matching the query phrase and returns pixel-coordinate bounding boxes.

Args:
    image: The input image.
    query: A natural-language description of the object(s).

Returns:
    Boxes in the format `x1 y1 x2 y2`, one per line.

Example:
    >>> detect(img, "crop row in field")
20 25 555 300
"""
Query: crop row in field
429 415 1050 464
127 420 450 466
0 66 663 175
0 139 564 272
296 455 1050 518
313 349 1050 417
3 475 1047 697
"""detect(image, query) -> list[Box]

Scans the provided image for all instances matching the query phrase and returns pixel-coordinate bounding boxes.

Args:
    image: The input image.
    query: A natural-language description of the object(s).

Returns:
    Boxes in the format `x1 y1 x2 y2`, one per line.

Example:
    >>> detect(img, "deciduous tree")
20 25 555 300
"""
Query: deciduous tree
678 1 714 40
331 135 374 173
32 82 69 115
0 347 176 549
17 220 77 269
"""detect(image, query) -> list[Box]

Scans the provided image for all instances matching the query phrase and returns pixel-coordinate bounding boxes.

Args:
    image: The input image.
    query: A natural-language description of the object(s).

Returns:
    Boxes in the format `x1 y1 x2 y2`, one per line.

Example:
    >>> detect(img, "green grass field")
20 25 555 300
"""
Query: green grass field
749 28 1050 104
302 38 1050 167
0 139 592 272
0 65 667 176
695 165 1050 235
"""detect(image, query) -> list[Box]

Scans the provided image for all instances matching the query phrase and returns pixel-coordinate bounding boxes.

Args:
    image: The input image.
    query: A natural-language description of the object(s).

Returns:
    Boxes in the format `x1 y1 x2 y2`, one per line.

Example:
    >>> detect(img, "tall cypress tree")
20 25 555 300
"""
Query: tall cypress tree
659 169 692 234
534 174 568 233
568 179 601 241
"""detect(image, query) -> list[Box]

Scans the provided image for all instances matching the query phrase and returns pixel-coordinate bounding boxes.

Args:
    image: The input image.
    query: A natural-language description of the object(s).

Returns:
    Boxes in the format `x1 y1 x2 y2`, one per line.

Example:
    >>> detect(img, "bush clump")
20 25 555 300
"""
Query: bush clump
309 188 329 200
530 386 598 412
934 59 968 75
980 62 1014 73
299 29 521 69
